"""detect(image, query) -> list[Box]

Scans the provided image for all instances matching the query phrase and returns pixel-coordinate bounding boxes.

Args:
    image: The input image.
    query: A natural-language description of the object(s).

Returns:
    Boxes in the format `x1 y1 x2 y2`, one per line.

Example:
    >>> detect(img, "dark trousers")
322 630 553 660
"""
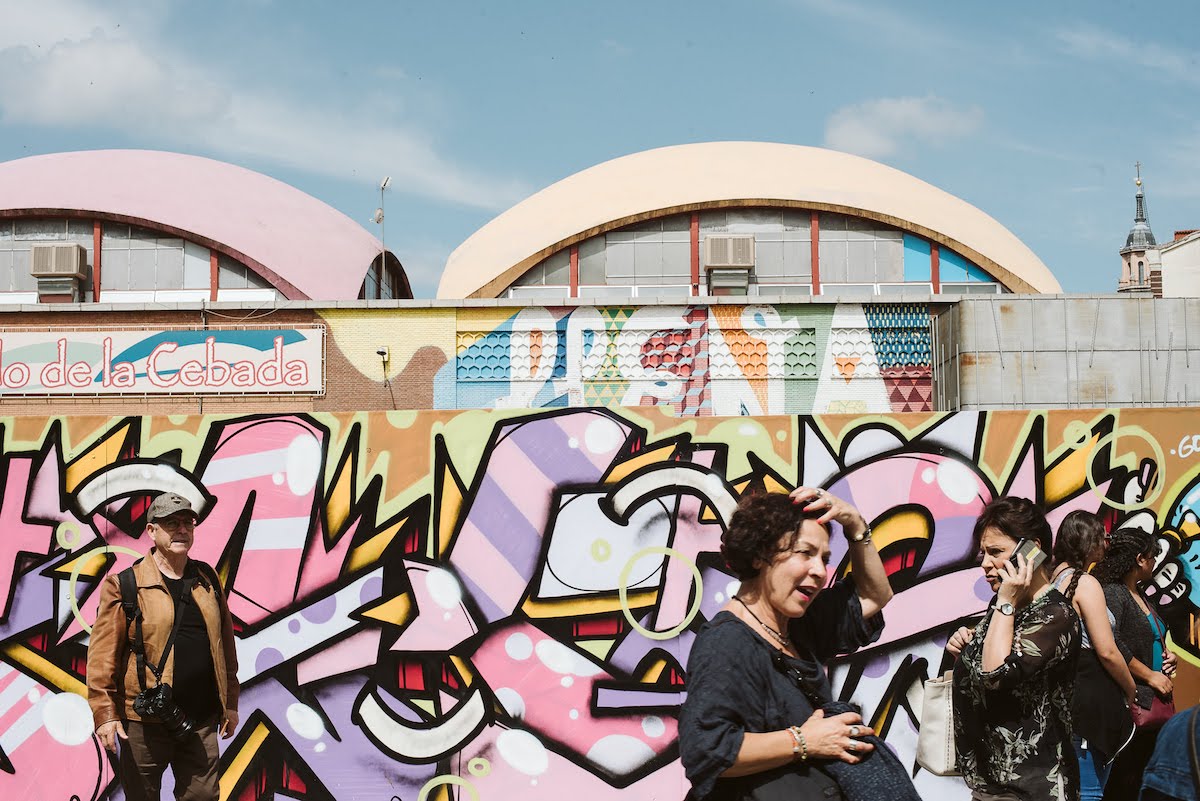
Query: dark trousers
118 717 220 801
1102 726 1158 801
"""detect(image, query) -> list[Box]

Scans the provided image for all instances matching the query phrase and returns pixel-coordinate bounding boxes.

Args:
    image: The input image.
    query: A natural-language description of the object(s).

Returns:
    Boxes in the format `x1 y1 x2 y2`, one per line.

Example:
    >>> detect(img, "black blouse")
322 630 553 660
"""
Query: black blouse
678 579 884 801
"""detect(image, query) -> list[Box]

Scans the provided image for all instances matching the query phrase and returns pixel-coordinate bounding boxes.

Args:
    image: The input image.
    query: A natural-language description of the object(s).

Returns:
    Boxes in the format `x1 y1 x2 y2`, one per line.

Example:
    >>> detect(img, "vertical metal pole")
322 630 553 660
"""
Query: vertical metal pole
1019 345 1026 406
956 342 962 411
1029 297 1037 369
991 299 1005 368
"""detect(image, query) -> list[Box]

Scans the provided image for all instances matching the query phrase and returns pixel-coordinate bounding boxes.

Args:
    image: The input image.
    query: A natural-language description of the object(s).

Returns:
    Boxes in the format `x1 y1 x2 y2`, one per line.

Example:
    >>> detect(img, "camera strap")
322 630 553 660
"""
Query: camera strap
123 570 195 691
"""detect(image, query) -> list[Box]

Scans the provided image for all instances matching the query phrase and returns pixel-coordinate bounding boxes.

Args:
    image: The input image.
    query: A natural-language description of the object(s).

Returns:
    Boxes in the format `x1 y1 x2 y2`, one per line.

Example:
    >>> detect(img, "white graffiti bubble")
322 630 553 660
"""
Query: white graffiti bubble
505 632 534 661
496 729 549 776
443 612 452 621
426 567 464 609
586 734 656 774
286 703 325 740
315 741 326 753
725 580 741 599
921 467 935 484
714 592 725 603
26 688 40 704
496 688 526 719
567 437 579 449
560 676 574 688
272 472 285 486
569 709 580 720
642 715 666 738
535 639 603 676
936 460 979 505
738 424 758 437
584 417 624 455
42 693 93 746
286 433 322 496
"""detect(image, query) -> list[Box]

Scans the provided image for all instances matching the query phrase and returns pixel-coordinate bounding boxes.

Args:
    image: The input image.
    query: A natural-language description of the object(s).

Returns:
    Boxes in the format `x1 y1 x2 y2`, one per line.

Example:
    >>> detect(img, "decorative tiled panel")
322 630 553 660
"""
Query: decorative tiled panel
438 303 933 415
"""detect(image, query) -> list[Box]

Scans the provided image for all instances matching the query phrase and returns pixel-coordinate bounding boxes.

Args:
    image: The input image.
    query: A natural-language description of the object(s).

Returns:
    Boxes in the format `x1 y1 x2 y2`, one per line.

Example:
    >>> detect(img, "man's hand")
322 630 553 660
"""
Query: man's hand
220 710 239 739
97 720 127 753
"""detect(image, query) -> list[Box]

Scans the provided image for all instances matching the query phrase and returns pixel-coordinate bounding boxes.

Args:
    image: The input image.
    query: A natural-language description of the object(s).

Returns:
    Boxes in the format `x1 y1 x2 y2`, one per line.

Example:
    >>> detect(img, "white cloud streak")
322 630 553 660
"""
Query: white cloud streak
1055 24 1200 85
823 96 983 159
0 1 527 211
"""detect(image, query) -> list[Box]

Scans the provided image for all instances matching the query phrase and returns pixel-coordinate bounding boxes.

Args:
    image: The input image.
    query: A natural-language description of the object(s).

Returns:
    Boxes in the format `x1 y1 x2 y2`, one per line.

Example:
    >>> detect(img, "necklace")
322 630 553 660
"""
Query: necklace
734 596 791 648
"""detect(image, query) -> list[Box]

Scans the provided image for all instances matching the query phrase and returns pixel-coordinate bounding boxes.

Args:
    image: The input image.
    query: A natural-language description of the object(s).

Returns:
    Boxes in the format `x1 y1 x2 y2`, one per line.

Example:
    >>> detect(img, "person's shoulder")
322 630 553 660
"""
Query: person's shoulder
691 613 758 659
1100 582 1128 604
1040 589 1080 621
1072 571 1104 599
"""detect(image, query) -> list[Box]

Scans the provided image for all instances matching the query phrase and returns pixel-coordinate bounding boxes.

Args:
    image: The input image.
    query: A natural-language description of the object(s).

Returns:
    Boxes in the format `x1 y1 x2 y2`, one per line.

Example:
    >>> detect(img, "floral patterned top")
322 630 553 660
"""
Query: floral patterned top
952 588 1081 801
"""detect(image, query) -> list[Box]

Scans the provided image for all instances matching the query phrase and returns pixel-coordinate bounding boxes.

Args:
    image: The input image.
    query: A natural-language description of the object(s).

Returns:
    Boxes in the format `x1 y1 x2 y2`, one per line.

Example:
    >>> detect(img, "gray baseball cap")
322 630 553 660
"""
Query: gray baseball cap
146 492 197 523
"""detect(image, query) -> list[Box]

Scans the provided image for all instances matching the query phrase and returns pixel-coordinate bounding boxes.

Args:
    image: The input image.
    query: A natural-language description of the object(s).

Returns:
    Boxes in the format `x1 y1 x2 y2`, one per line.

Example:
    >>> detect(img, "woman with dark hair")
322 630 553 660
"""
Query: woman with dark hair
1092 527 1177 801
679 488 911 801
947 496 1082 801
1050 511 1135 800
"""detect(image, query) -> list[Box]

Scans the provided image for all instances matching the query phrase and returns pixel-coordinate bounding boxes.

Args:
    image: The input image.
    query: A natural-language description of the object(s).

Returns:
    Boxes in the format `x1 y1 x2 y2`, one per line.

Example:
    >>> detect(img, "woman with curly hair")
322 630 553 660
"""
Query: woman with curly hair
946 496 1082 801
1049 511 1135 800
679 488 912 801
1092 527 1177 801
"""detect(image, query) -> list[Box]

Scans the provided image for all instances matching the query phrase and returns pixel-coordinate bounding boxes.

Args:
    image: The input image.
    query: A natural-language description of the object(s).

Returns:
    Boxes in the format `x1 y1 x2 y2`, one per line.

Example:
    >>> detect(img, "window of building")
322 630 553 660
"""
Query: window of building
818 214 903 285
218 253 274 291
514 249 570 287
0 218 94 296
700 208 811 283
605 215 690 287
940 282 1001 295
101 224 188 291
756 283 813 296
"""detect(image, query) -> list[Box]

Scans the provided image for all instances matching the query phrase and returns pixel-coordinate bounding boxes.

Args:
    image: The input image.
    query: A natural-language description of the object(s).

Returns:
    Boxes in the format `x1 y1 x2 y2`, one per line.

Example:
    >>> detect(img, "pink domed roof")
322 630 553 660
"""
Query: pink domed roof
0 150 387 300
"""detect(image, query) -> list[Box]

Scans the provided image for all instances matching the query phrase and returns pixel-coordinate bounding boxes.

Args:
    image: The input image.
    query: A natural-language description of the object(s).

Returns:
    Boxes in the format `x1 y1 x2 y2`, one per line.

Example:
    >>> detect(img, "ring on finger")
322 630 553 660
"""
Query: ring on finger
847 740 858 752
849 725 860 738
814 488 824 496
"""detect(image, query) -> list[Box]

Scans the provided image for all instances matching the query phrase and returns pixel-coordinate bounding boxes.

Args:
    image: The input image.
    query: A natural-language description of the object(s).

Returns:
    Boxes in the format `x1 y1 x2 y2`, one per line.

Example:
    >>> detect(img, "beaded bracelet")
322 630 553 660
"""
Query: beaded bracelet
787 725 807 762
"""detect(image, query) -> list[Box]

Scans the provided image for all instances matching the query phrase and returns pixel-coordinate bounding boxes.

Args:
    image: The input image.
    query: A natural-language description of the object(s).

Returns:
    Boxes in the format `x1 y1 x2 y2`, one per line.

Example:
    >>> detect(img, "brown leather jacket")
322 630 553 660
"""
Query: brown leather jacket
86 550 239 729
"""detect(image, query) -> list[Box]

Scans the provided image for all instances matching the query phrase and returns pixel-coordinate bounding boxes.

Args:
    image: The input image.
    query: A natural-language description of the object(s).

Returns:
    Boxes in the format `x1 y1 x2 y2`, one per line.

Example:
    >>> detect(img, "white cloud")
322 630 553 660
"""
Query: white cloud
0 2 526 211
1055 24 1200 85
0 0 118 50
823 96 983 159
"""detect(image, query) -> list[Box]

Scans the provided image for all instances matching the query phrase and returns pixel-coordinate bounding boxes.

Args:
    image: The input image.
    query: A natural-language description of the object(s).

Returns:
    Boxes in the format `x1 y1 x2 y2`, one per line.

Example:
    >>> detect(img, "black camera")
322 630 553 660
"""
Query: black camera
132 683 194 738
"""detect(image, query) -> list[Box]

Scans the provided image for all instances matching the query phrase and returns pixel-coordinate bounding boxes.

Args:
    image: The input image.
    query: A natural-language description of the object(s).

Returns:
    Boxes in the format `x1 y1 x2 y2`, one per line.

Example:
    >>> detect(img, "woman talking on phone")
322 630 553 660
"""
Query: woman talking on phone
946 496 1082 801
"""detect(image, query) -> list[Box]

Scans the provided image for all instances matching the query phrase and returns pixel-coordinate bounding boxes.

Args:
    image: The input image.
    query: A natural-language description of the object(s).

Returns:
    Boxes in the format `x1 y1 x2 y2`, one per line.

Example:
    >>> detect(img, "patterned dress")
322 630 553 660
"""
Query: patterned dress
952 588 1082 801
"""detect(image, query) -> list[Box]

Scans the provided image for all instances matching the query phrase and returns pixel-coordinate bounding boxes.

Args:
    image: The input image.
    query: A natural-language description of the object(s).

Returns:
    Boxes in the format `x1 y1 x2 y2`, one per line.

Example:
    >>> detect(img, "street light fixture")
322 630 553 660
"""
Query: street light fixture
372 176 391 299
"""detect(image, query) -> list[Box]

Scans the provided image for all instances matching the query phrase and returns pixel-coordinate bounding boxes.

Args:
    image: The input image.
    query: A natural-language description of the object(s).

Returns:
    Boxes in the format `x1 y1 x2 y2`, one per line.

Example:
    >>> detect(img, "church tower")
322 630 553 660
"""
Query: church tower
1118 163 1159 294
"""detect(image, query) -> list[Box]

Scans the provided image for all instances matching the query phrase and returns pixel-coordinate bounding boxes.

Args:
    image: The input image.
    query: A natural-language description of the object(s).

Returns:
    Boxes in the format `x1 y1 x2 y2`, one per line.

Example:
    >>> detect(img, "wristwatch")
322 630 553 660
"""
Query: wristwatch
992 602 1015 616
846 524 873 544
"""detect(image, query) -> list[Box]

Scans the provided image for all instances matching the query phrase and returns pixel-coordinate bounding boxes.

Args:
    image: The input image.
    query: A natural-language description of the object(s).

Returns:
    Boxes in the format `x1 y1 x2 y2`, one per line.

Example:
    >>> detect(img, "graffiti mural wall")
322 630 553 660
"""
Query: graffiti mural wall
1 407 1197 799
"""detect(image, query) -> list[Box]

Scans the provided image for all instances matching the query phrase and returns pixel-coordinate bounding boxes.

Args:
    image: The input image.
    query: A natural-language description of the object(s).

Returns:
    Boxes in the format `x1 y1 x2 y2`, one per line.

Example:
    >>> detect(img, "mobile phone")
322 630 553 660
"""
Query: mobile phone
1008 538 1048 573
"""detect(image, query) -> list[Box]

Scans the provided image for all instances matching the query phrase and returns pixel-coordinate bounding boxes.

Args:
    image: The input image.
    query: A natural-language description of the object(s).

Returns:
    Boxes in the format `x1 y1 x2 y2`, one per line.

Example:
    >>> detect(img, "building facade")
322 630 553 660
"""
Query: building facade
440 142 1061 301
0 150 410 304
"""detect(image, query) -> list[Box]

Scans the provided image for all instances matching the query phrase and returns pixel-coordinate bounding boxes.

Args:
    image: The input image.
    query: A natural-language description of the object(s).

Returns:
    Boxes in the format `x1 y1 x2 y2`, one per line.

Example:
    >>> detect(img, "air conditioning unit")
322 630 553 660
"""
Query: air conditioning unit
704 235 755 268
31 244 88 279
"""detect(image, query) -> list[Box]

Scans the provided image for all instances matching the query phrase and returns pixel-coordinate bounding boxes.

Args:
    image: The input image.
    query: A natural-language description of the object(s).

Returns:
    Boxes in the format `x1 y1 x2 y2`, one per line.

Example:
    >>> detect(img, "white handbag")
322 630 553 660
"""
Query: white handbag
913 670 961 776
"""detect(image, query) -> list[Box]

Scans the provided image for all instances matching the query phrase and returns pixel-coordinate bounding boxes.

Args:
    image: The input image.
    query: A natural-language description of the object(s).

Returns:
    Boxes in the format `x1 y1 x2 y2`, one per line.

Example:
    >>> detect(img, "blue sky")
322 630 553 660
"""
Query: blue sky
1 0 1197 297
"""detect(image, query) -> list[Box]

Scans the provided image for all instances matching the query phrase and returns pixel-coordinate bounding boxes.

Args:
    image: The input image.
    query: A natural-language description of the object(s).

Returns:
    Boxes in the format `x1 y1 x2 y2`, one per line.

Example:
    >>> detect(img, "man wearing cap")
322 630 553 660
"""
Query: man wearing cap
86 492 239 801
